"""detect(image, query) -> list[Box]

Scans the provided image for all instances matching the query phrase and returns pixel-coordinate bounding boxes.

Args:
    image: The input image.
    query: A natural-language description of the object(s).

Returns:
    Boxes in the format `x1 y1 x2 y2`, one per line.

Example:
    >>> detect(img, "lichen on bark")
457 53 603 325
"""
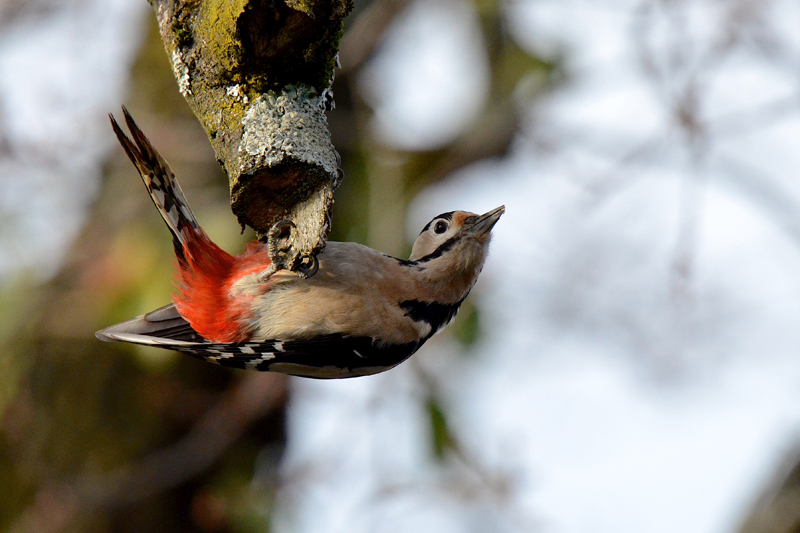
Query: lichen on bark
151 0 352 270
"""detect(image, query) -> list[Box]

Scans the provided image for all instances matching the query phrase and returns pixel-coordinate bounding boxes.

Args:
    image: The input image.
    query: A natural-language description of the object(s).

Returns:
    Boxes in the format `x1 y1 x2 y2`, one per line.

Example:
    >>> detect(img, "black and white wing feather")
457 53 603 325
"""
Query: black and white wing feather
96 305 421 379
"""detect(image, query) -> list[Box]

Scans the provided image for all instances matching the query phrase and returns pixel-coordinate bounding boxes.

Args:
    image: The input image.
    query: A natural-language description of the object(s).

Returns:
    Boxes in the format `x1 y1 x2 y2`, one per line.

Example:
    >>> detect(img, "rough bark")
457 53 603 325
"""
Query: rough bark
151 0 352 270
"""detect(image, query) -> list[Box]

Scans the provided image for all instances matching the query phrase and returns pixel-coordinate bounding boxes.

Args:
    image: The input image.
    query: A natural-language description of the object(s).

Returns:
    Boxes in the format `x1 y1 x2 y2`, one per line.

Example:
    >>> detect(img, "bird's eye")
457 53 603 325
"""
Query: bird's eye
433 220 448 234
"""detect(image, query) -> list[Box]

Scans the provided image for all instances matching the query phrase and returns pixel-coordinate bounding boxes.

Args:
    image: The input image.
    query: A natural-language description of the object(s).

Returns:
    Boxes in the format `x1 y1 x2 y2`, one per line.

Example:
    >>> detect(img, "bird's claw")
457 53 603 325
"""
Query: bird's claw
297 255 319 279
262 219 320 280
267 220 296 258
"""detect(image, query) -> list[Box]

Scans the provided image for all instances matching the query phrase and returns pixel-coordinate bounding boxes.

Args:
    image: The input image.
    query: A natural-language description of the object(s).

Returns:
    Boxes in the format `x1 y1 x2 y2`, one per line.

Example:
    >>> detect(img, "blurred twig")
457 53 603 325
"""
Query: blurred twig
9 372 286 533
339 0 410 73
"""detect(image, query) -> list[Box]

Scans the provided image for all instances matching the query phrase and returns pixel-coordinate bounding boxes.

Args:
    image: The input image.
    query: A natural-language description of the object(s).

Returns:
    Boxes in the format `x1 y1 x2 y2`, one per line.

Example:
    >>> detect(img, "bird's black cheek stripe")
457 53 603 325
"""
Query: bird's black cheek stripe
415 236 459 263
400 299 464 333
390 235 459 267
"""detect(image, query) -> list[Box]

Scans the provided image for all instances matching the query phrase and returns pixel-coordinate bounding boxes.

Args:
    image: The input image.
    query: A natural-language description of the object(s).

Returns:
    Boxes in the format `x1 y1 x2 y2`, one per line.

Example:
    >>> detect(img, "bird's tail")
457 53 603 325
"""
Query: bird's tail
110 107 249 343
109 107 205 267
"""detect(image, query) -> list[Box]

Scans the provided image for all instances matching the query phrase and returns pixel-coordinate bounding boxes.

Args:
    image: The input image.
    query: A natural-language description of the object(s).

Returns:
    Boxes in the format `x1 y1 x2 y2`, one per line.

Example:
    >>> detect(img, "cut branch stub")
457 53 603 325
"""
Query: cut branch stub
152 0 352 270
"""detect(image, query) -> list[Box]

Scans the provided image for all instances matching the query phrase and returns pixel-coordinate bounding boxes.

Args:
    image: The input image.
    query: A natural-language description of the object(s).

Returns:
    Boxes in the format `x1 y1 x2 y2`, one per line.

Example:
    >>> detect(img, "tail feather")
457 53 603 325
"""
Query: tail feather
109 108 203 265
95 304 203 343
110 107 250 344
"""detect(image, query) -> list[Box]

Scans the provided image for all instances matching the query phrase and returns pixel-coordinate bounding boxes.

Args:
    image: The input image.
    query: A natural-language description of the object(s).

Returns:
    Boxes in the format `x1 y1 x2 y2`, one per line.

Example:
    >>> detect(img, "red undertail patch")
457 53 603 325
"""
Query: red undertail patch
172 228 269 343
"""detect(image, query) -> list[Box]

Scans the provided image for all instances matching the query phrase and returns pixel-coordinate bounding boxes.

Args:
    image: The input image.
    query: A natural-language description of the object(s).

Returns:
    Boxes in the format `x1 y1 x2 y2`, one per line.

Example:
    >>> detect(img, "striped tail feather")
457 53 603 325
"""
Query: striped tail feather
109 107 204 266
109 107 250 344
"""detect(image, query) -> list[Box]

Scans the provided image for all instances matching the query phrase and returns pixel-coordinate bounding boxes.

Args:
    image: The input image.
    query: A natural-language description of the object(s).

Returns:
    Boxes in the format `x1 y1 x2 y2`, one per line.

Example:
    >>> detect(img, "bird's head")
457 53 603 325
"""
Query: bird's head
409 206 504 291
410 206 504 262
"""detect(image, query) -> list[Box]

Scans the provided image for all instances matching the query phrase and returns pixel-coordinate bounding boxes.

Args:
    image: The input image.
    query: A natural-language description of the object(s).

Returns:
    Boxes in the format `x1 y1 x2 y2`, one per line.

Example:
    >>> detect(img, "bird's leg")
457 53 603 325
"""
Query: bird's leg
257 220 296 281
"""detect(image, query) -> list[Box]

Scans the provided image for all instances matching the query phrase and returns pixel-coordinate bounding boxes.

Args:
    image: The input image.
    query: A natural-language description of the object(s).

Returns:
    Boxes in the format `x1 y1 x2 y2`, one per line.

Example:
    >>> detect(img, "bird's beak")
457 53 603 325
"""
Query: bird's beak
467 205 505 236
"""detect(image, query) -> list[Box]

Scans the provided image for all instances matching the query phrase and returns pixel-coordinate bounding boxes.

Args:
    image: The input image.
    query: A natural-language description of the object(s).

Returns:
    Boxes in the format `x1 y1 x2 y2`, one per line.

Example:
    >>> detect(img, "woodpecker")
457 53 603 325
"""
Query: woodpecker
96 109 504 379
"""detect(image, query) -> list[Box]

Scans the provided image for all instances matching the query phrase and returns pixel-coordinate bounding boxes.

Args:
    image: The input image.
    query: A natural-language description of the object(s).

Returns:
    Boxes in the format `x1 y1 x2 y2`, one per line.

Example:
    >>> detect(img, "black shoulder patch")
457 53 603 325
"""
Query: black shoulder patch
400 299 464 335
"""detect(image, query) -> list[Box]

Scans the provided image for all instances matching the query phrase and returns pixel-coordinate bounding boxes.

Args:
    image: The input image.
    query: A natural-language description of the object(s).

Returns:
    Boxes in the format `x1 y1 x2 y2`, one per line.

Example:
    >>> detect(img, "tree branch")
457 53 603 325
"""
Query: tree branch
151 0 352 269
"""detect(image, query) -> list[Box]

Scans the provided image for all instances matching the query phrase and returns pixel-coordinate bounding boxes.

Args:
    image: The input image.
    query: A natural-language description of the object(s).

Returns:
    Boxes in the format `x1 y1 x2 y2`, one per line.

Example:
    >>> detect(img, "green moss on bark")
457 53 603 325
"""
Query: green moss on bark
152 0 351 264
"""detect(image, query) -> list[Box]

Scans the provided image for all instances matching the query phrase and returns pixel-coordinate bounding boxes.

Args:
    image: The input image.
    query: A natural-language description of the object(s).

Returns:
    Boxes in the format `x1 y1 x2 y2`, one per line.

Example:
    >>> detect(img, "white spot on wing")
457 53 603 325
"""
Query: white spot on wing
414 322 433 338
245 352 276 370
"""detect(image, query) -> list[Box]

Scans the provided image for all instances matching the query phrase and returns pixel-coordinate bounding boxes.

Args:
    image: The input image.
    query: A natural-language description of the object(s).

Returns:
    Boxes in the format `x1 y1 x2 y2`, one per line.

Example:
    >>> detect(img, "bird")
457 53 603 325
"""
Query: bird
96 108 504 379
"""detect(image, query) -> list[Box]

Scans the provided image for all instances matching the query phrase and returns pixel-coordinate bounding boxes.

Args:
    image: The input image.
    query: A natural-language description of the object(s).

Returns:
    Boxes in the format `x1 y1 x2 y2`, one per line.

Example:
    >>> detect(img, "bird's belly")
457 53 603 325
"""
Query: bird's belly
247 282 429 344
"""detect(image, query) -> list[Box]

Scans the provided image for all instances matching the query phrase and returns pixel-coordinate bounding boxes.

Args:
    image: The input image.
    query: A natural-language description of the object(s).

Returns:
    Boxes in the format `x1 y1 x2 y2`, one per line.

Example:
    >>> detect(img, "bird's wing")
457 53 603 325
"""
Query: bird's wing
98 314 420 379
179 335 421 378
96 303 204 343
